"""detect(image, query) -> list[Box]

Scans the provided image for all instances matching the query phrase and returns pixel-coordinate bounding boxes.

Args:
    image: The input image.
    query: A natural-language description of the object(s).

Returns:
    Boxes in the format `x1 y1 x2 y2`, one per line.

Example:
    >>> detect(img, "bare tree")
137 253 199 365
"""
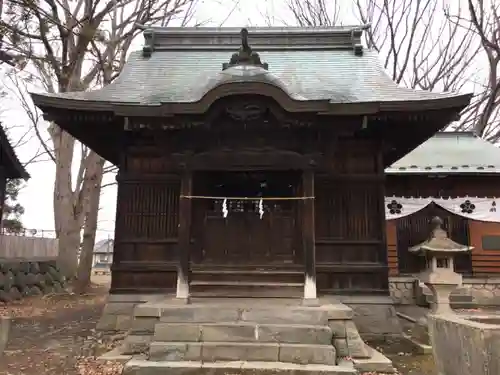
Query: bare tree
447 0 500 141
355 0 479 91
286 0 341 27
0 0 14 65
285 0 481 124
0 0 199 289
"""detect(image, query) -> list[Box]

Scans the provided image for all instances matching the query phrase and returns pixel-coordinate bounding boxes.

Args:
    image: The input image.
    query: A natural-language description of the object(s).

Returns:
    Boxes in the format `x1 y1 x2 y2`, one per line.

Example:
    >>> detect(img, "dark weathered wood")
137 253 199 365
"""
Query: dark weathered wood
314 158 389 293
302 170 316 301
190 170 299 267
395 203 472 275
375 147 389 291
176 170 193 300
201 212 296 264
109 109 394 294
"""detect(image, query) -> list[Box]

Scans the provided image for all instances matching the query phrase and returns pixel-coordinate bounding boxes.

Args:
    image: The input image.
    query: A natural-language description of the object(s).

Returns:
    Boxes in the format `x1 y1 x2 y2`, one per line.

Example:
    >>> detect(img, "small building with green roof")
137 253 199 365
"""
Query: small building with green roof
385 131 500 306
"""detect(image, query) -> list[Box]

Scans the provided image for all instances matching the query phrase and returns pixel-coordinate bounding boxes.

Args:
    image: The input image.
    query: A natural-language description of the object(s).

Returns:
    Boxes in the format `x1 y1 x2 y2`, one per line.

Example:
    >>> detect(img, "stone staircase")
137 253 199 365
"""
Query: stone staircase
150 322 336 364
117 298 396 375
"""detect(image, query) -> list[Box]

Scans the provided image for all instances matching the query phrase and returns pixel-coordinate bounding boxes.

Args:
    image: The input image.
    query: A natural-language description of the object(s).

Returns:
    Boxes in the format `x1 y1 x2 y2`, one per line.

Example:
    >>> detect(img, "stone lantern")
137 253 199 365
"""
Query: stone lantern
409 216 473 315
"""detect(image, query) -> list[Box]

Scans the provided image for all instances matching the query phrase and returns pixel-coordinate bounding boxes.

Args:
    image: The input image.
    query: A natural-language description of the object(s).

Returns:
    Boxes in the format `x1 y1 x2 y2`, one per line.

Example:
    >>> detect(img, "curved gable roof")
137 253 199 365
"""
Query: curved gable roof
31 26 471 114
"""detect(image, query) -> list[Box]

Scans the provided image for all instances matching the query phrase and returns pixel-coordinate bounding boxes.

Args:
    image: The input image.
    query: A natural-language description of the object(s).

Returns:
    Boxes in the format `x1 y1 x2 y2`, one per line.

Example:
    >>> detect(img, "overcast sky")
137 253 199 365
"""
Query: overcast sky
0 0 480 240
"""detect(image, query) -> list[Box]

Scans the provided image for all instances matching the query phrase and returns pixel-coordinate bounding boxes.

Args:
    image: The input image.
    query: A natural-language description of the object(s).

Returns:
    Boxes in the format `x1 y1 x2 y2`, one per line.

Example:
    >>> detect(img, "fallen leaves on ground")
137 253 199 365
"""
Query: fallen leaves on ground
75 358 124 375
0 284 107 318
0 282 112 375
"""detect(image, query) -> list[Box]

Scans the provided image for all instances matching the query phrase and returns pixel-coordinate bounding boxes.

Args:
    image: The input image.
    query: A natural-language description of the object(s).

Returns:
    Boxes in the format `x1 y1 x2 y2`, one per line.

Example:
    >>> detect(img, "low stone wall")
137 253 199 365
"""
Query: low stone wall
465 278 500 305
0 259 66 302
429 314 500 375
389 277 416 305
389 276 500 306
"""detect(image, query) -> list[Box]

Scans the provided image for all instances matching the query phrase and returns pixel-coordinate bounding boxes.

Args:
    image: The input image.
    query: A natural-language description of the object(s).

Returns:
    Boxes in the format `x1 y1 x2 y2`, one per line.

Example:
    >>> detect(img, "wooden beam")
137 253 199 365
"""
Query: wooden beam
176 169 192 302
302 169 318 304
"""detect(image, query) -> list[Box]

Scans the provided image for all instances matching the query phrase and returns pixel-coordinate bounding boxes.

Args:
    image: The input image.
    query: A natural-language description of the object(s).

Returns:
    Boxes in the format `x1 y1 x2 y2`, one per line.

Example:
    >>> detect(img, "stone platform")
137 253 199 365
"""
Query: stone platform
106 297 395 374
122 360 357 375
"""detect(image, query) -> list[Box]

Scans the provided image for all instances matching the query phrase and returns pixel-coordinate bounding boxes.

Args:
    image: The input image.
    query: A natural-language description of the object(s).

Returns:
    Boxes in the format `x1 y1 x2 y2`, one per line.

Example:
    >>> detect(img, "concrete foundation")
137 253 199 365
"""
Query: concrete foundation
389 276 500 307
98 294 404 339
101 296 397 374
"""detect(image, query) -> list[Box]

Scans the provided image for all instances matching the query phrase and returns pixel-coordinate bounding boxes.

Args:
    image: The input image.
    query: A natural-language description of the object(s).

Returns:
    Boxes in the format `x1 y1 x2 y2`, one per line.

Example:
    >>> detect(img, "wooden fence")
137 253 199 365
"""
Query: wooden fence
0 234 59 259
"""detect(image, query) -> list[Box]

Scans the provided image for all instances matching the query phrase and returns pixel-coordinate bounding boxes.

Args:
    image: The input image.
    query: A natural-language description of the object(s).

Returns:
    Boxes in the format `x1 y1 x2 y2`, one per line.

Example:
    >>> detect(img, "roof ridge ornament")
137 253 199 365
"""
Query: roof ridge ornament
136 24 156 58
351 27 366 56
222 28 269 71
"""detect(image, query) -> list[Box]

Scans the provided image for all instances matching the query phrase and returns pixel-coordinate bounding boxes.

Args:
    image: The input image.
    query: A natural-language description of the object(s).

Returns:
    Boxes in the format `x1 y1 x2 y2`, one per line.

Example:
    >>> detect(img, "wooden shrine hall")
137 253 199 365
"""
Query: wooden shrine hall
30 27 472 303
0 124 29 226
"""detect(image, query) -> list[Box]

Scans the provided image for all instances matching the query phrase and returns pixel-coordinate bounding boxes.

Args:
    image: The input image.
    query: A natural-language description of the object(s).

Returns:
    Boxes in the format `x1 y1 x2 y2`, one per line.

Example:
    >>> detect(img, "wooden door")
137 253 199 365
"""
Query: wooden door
200 200 296 265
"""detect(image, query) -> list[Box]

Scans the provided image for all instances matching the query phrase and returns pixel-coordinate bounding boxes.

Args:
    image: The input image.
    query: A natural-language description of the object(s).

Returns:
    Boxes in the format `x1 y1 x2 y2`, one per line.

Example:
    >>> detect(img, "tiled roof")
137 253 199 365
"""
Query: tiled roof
93 239 114 253
386 132 500 175
31 26 470 112
0 124 29 179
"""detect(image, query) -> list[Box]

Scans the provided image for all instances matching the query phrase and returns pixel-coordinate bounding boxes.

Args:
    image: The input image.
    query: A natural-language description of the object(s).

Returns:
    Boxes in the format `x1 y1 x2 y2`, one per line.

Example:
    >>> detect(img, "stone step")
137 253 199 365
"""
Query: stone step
134 302 352 324
129 317 158 335
141 305 333 325
148 341 337 365
120 334 152 355
353 347 396 373
153 322 332 345
123 359 358 375
190 281 303 298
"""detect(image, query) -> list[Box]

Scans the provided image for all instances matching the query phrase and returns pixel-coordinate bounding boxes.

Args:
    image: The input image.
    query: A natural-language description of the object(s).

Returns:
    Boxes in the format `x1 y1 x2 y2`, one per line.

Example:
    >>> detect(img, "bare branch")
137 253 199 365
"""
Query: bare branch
284 0 489 137
1 0 205 279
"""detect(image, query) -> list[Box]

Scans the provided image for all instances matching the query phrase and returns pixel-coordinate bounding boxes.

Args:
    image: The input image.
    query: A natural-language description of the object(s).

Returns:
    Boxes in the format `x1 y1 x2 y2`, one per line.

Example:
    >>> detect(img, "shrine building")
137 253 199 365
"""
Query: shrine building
384 131 500 306
30 27 473 373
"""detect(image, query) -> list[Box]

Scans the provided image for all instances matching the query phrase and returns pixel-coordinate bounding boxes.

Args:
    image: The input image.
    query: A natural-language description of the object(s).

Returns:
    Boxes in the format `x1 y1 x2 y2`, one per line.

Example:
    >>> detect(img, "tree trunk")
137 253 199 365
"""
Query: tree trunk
50 124 79 277
74 156 105 294
56 223 81 278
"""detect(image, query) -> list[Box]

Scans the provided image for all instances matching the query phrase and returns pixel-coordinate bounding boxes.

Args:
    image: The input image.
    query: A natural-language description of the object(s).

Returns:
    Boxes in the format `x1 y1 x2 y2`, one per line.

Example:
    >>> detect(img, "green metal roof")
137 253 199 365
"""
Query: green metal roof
31 26 471 113
386 132 500 175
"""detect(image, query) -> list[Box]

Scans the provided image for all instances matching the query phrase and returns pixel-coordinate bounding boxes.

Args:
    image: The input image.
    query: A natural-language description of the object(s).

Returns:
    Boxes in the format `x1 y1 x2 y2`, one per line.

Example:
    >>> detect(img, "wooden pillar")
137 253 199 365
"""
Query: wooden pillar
176 170 192 302
377 149 390 292
302 169 318 304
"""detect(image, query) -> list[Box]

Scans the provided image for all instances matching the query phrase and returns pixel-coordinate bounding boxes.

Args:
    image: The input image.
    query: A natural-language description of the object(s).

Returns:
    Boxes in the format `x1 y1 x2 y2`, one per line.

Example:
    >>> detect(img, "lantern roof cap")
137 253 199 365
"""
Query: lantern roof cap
409 216 473 254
